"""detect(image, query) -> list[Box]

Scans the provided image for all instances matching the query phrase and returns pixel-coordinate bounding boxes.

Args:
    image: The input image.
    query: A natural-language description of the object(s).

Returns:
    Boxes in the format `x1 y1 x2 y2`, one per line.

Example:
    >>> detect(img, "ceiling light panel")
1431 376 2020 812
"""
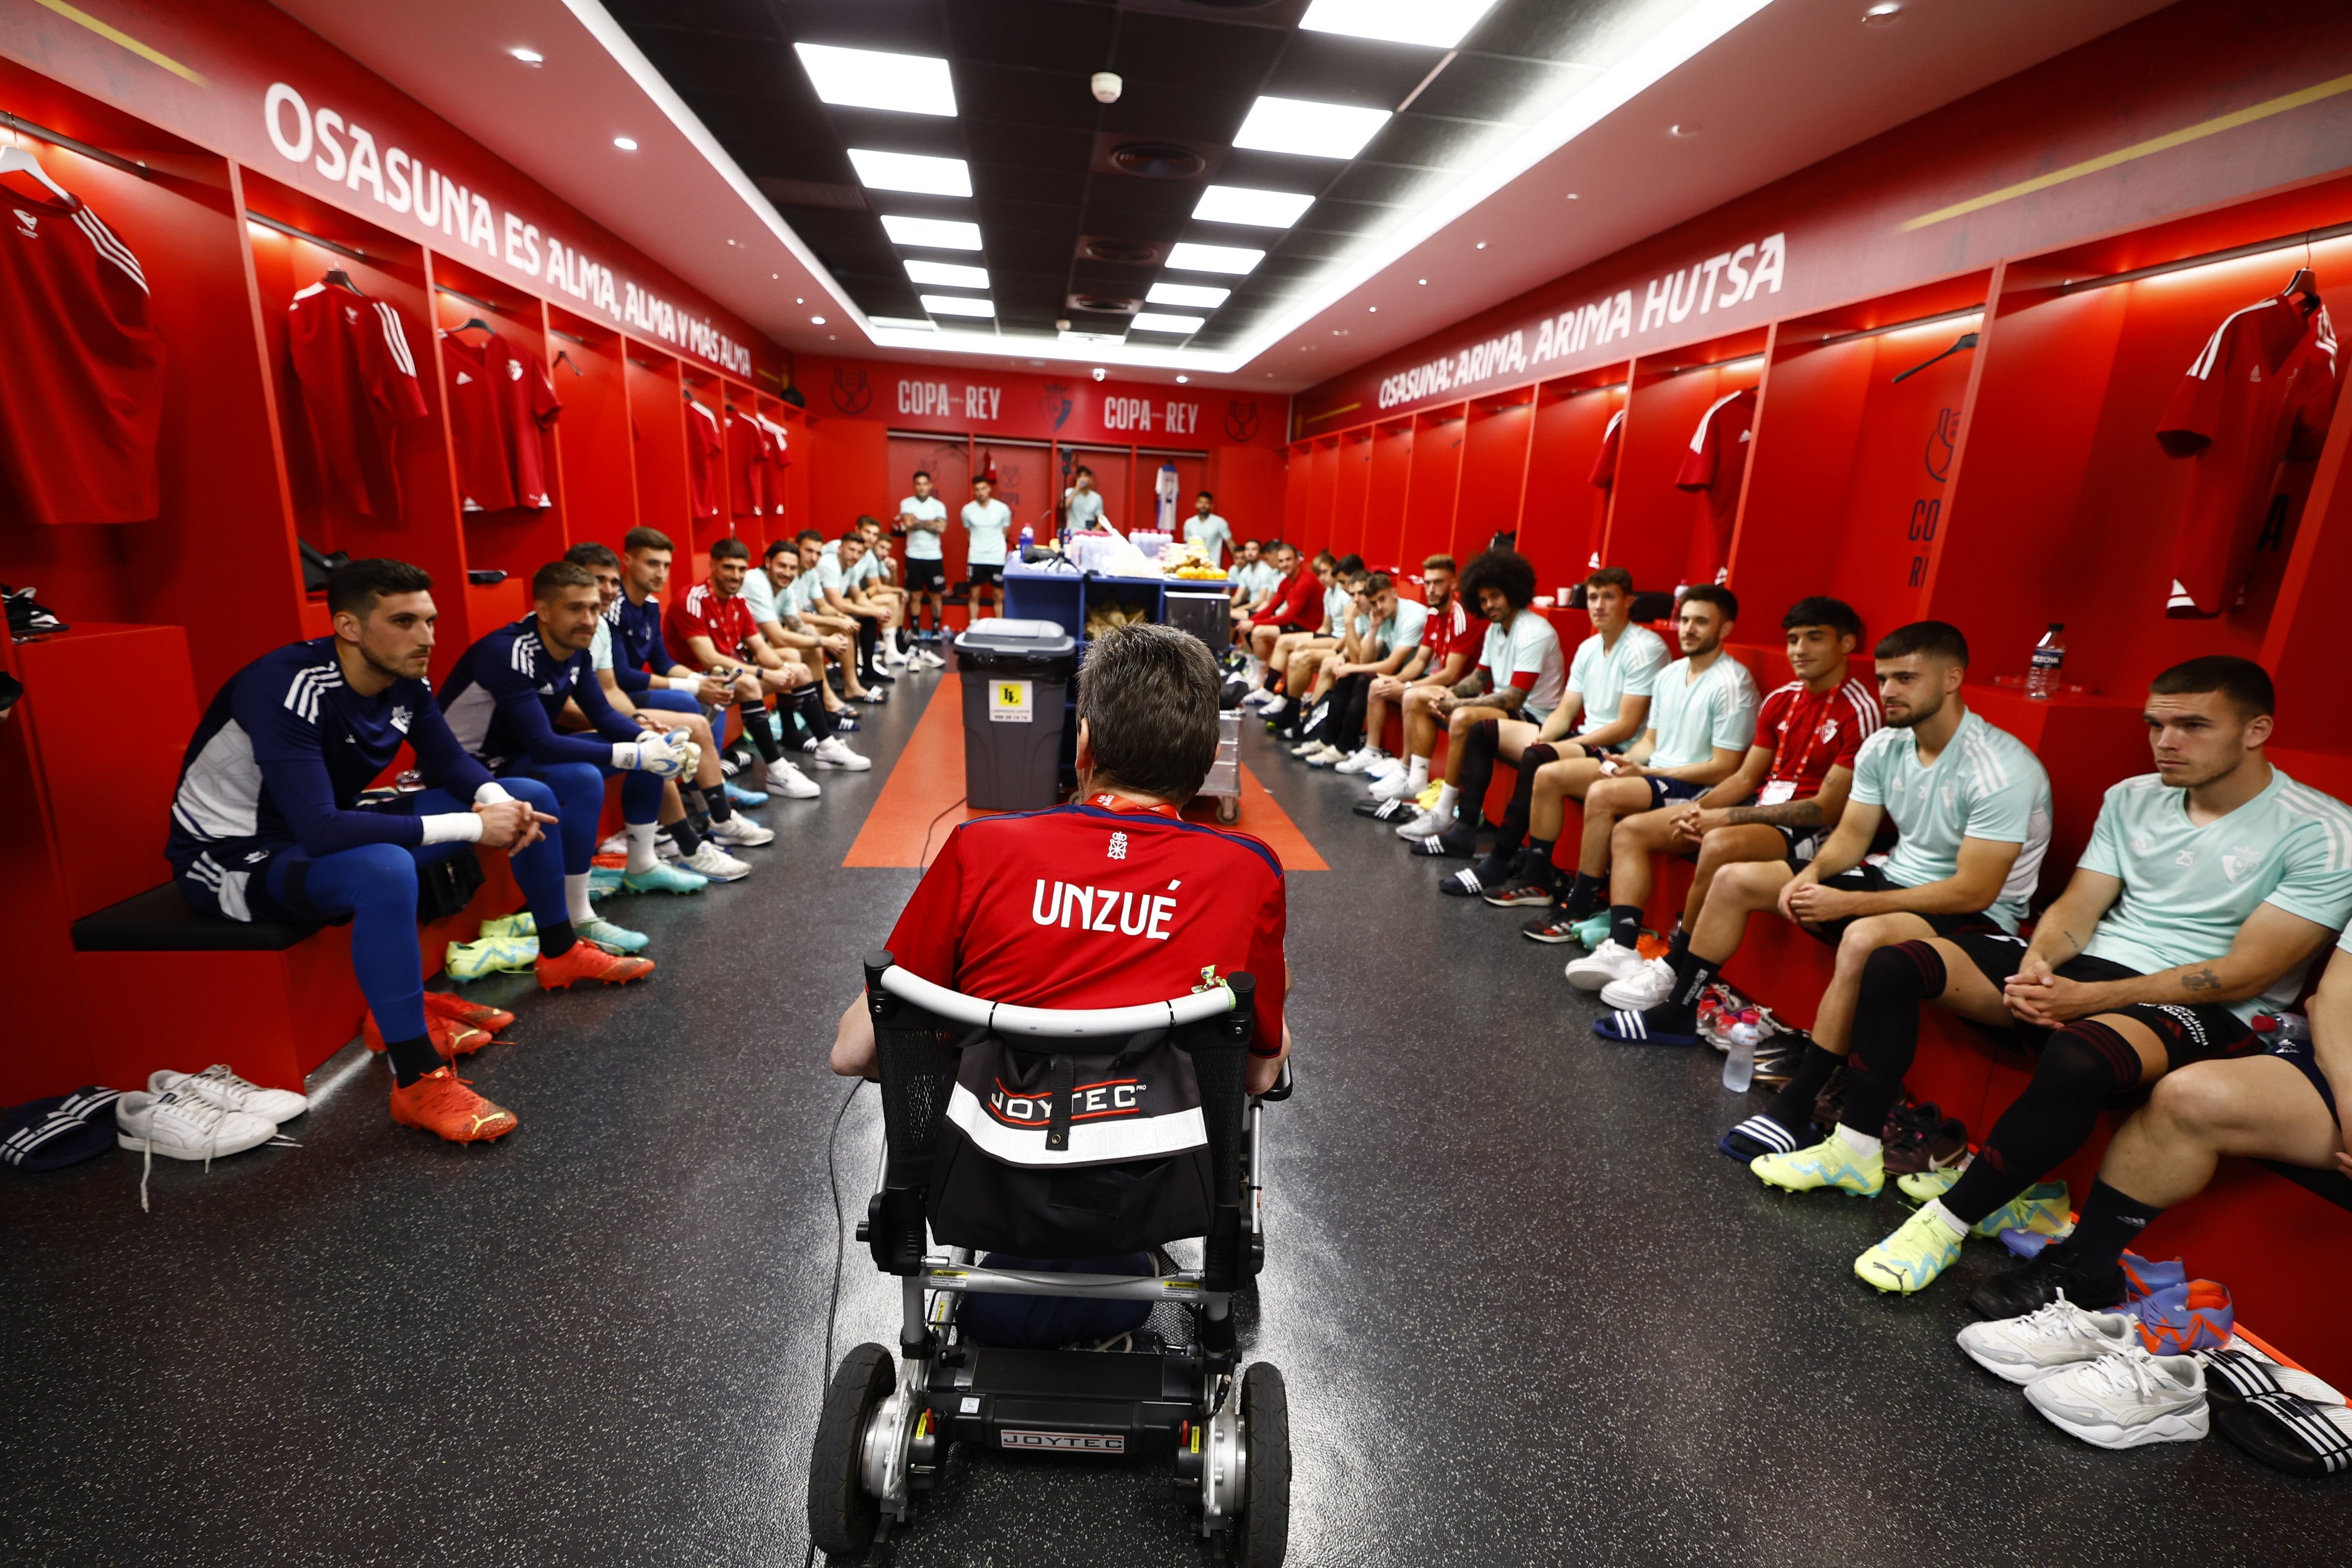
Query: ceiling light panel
869 316 937 331
881 215 982 250
1131 313 1204 335
848 149 972 197
904 259 989 289
1148 282 1231 308
794 44 956 116
1298 0 1503 49
1233 96 1392 160
922 294 995 318
1167 242 1265 276
1192 186 1317 229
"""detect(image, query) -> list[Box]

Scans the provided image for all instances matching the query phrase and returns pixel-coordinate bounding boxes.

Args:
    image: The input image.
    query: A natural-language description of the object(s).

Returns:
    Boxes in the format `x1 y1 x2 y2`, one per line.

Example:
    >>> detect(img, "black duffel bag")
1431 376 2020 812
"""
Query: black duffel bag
928 1028 1214 1257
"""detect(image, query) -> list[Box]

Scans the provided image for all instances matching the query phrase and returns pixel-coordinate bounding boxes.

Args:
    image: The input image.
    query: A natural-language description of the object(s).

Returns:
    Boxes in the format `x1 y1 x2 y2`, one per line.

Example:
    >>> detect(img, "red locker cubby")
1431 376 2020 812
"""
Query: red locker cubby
1599 327 1767 598
1456 388 1534 561
1329 428 1372 558
1364 419 1413 570
627 350 692 569
1400 406 1464 564
547 308 641 553
430 249 564 623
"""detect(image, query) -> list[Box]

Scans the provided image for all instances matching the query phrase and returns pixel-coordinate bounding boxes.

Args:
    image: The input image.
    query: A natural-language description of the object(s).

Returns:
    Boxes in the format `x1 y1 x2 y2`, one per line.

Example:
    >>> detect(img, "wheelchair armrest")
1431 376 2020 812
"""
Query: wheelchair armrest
1253 1062 1293 1103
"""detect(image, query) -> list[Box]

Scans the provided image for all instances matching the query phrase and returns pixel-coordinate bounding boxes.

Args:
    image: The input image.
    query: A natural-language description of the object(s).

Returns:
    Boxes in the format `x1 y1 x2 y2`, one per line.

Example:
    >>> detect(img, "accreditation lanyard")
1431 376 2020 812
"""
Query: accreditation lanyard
1090 793 1180 819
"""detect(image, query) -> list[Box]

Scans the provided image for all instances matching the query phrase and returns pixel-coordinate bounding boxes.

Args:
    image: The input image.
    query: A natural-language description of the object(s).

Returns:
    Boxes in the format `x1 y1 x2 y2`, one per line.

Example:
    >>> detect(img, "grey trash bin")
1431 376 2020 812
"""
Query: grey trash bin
953 618 1079 811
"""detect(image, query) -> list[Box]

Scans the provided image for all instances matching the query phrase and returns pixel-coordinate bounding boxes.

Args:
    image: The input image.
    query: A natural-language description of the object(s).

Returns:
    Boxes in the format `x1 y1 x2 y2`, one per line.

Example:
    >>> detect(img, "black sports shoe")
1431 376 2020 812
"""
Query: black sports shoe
1482 880 1553 908
1438 867 1488 897
1521 910 1590 943
1966 1243 2129 1321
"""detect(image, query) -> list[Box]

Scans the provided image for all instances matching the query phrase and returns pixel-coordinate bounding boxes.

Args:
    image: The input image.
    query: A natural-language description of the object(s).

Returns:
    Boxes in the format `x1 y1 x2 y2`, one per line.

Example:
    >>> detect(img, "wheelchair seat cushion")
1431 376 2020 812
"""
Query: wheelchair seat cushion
931 1031 1215 1257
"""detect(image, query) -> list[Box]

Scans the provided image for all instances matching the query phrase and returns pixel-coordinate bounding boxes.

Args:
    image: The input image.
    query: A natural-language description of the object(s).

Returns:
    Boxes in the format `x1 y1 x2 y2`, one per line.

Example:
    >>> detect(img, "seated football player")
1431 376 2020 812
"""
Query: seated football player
1351 555 1472 780
564 542 772 888
1795 656 2352 1296
741 537 859 727
1261 554 1362 726
1578 596 1879 1033
792 530 881 705
856 515 927 667
669 538 863 793
443 561 706 923
1971 929 2352 1320
1240 543 1318 680
1389 548 1566 852
819 528 900 691
1384 566 1660 871
1707 622 2049 1168
1517 587 1759 974
166 560 647 1142
1228 538 1279 640
1291 571 1426 765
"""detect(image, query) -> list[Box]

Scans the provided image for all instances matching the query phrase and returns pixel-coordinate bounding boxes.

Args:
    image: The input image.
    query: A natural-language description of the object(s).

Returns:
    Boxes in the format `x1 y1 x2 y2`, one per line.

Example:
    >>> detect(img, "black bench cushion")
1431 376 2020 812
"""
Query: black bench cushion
71 884 324 953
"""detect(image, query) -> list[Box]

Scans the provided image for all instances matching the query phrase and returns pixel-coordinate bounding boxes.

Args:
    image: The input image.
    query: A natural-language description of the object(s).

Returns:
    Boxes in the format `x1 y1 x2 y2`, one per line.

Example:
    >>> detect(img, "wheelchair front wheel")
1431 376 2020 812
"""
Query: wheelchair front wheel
808 1342 894 1559
1238 1363 1291 1566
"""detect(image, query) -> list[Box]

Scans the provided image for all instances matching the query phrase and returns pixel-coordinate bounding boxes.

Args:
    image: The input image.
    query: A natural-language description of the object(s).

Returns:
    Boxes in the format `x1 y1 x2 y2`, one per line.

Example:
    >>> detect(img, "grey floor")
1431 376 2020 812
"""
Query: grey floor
3 662 2345 1568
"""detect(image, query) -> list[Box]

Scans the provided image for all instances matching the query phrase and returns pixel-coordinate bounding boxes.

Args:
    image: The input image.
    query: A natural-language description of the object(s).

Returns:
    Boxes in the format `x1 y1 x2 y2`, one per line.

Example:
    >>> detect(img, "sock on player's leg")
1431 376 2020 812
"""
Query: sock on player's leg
1432 782 1461 825
566 871 599 924
739 701 784 763
384 1035 442 1088
1832 1122 1883 1159
1941 1022 2138 1227
1837 940 1950 1142
1762 1041 1844 1133
1406 755 1430 790
1609 904 1642 951
1493 744 1557 854
662 814 703 857
1521 838 1558 892
2060 1178 2164 1273
623 824 659 877
1562 871 1602 920
699 781 732 824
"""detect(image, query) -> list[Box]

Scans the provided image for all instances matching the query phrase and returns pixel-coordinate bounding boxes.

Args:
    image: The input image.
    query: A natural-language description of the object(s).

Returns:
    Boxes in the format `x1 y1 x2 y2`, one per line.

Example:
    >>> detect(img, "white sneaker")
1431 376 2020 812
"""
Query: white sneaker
115 1087 277 1162
1239 688 1275 709
2024 1347 2209 1448
1599 956 1677 1011
1288 738 1321 756
1958 1296 2142 1386
807 736 872 771
679 841 753 881
882 648 909 668
1260 695 1289 718
1565 939 1644 991
1394 807 1449 839
1306 744 1346 767
1367 754 1405 780
597 830 628 857
917 648 947 669
146 1065 307 1125
1369 769 1417 801
1333 747 1376 775
765 758 821 798
706 813 775 847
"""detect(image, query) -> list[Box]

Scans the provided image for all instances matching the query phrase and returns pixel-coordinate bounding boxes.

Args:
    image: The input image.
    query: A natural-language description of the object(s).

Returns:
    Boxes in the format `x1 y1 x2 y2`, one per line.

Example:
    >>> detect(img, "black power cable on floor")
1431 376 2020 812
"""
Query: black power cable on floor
808 1074 864 1568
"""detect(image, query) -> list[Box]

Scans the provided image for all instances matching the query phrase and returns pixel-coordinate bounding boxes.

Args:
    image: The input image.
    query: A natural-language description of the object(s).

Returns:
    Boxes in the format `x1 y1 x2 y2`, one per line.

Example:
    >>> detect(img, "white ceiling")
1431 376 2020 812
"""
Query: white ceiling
271 0 2175 393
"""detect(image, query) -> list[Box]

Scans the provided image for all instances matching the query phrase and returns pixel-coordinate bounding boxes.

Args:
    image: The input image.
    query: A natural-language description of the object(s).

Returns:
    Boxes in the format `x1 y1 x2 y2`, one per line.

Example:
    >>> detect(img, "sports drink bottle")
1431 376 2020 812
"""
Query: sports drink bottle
2252 1012 2311 1044
2026 623 2065 700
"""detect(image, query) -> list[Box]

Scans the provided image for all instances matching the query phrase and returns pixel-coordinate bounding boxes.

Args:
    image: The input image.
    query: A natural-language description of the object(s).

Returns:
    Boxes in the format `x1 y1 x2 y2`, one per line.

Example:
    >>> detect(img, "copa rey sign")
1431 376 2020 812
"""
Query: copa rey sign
260 83 754 377
1376 233 1786 410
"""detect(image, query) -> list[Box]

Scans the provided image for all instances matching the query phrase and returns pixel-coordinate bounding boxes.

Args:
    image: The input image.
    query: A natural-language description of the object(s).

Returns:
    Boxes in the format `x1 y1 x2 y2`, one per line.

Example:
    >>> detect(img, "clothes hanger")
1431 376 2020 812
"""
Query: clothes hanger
444 317 494 335
1891 330 1979 385
2285 266 2319 312
0 139 71 201
319 267 366 293
551 348 583 377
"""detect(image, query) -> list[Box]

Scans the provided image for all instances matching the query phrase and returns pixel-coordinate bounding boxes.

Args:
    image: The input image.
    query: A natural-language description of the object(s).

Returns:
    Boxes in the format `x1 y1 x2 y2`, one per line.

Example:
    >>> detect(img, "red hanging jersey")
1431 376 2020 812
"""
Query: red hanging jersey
663 582 755 669
286 279 428 517
1588 407 1625 490
2156 290 2340 616
1675 387 1756 584
441 333 517 512
1756 676 1881 798
685 398 723 520
498 339 560 509
885 798 1288 1056
726 409 764 517
0 183 165 523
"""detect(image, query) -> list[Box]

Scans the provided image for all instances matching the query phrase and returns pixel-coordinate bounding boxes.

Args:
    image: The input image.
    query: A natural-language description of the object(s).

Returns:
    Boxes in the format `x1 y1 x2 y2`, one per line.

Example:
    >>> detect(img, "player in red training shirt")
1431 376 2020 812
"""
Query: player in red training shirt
834 624 1291 1096
1590 596 1881 1045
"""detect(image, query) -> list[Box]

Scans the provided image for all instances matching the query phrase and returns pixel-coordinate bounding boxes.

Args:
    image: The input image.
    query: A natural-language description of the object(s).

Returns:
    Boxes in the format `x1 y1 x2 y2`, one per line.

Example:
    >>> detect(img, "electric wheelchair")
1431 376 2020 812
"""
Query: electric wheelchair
806 951 1292 1563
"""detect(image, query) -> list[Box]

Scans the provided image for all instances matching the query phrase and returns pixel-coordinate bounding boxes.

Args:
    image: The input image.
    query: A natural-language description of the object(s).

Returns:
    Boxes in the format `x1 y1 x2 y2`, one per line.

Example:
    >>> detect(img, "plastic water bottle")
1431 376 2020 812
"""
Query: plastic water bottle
2252 1012 2311 1044
1018 525 1033 558
2026 623 2065 700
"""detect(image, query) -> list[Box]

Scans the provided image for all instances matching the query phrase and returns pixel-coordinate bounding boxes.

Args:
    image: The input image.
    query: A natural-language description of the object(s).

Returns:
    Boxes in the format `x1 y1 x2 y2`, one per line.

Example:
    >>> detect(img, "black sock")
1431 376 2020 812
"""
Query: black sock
1764 1043 1844 1133
384 1034 441 1088
1563 871 1602 920
1468 847 1516 886
1609 904 1641 950
1942 1024 2135 1227
1494 744 1557 853
739 700 783 763
2060 1179 2162 1276
1651 948 1723 1027
539 918 577 960
662 815 703 857
699 781 732 823
1668 927 1691 963
1521 838 1557 892
1838 940 1949 1143
790 684 834 740
1453 720 1501 829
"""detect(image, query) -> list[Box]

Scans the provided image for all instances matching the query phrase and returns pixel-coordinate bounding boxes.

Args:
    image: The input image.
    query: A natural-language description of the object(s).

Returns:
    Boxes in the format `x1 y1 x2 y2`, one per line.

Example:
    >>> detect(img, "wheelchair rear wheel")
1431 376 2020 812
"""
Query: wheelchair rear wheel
1239 1363 1291 1566
808 1342 894 1559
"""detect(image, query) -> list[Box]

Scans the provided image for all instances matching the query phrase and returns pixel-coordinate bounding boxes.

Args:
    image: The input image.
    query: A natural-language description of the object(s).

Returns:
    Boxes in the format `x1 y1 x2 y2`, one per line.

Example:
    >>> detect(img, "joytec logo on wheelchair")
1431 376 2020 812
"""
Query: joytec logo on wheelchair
807 949 1293 1563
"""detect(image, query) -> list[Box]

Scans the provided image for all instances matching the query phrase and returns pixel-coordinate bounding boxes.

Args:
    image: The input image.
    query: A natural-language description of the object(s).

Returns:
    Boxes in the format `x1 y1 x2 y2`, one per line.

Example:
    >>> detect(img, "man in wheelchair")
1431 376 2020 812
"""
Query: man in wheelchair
819 623 1293 1559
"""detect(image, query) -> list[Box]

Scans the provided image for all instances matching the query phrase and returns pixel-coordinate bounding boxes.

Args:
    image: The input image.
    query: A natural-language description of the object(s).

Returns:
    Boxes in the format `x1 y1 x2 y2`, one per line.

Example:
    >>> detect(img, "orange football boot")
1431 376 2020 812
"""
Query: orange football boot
536 941 655 990
388 1066 517 1143
363 1011 492 1061
423 990 515 1035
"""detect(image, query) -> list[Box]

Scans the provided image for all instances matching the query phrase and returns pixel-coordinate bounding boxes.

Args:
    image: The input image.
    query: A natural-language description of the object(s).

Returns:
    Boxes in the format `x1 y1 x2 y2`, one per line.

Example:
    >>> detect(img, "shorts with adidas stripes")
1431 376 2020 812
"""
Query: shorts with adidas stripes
1942 933 2256 1077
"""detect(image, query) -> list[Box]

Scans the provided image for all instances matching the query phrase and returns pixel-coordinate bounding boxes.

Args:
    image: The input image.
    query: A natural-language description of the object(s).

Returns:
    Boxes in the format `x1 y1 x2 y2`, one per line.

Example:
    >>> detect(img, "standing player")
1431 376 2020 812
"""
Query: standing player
1390 550 1564 850
1547 586 1760 971
1061 465 1109 534
166 560 643 1143
442 561 707 913
1580 597 1877 1028
899 470 950 645
1808 657 2352 1296
962 475 1012 624
1184 491 1233 568
1706 622 2048 1161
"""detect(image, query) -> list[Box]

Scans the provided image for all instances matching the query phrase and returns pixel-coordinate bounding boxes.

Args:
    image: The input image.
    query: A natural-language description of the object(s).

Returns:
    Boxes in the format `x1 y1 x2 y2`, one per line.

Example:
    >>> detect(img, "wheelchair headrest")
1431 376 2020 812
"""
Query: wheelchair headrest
876 964 1236 1040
